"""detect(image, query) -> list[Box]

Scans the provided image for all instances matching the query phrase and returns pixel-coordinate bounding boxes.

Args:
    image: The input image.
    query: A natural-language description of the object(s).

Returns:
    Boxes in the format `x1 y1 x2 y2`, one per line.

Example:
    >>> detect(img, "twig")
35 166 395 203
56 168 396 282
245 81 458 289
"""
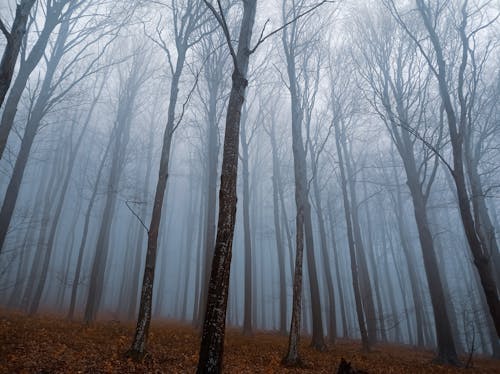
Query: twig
125 200 149 233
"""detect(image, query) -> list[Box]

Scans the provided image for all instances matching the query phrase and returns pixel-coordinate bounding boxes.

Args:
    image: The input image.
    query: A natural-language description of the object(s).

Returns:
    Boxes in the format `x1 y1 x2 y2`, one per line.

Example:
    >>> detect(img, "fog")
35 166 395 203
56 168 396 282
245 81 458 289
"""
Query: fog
0 0 499 369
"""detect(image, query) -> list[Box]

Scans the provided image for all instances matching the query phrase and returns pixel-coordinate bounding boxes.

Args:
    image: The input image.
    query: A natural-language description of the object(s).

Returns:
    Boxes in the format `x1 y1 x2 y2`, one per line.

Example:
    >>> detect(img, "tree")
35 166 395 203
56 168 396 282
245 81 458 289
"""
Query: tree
353 6 459 362
128 0 207 358
0 0 36 108
197 0 257 371
280 0 327 357
386 0 500 338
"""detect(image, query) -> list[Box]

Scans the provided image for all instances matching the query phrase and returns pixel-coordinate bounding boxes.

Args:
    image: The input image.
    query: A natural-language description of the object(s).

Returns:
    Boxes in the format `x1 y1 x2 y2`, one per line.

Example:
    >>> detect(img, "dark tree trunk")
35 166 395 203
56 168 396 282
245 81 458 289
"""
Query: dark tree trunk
0 0 66 160
0 0 36 109
197 2 256 371
128 46 186 357
0 12 69 253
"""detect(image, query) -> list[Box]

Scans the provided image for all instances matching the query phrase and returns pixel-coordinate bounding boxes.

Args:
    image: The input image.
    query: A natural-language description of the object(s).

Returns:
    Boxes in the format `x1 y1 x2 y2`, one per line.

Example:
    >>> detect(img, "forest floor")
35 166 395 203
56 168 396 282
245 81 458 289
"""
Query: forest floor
0 310 499 373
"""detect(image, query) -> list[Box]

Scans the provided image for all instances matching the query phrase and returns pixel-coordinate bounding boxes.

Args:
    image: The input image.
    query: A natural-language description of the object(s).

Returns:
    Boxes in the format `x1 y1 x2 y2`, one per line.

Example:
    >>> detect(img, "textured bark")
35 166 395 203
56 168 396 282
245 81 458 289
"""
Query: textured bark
0 0 36 109
197 2 256 371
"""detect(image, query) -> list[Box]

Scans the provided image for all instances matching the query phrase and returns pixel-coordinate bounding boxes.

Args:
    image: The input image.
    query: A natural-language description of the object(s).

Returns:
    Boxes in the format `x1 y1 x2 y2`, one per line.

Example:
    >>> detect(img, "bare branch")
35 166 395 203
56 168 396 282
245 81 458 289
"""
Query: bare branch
125 200 149 233
249 0 333 54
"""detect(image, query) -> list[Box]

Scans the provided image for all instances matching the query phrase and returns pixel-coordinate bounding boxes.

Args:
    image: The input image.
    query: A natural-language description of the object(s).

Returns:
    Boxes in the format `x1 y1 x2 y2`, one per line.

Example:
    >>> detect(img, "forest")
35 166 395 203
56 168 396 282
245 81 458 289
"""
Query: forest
0 0 499 373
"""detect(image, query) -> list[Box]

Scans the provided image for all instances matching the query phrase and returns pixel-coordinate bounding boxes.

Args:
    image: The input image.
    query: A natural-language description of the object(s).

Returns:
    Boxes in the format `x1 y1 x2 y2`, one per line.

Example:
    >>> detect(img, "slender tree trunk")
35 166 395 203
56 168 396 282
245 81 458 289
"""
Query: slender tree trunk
197 3 256 371
0 0 36 109
0 13 69 253
0 1 65 160
128 40 187 355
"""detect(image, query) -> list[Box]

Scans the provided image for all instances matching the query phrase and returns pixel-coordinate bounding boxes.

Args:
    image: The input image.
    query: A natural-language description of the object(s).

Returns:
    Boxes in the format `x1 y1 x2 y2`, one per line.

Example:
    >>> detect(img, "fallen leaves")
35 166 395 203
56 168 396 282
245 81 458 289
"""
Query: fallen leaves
0 311 498 373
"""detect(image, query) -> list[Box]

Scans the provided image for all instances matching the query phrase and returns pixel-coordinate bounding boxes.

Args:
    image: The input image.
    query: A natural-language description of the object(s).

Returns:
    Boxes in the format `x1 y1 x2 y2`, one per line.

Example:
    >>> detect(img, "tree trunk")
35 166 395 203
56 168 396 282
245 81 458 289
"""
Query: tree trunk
197 2 256 371
0 1 65 160
0 0 36 109
128 46 186 357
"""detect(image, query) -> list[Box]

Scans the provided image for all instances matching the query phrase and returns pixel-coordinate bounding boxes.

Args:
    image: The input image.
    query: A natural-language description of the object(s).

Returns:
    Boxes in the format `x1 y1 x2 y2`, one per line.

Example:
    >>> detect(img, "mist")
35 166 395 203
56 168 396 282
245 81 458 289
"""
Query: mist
0 0 499 372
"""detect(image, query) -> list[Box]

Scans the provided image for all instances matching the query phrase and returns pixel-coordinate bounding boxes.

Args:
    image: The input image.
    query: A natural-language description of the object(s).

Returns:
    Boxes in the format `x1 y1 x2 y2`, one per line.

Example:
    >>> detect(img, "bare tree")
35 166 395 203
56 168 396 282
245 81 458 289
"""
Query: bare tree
386 0 500 338
128 0 208 359
0 0 36 108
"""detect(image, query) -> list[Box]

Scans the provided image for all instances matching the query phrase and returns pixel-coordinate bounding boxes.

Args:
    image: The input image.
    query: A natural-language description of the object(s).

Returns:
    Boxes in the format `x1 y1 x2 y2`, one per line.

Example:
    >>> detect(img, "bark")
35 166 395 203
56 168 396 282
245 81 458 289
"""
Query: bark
197 2 256 371
0 0 36 109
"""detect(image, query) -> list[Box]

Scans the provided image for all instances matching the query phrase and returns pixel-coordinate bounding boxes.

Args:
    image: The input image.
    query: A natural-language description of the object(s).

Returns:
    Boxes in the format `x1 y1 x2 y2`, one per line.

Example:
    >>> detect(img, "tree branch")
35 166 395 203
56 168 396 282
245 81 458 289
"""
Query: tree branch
202 0 238 68
249 0 333 54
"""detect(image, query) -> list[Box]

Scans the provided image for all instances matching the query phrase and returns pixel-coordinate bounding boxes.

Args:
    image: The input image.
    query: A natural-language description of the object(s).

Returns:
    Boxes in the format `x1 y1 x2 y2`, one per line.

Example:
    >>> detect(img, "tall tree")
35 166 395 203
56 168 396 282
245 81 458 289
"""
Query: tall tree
353 7 459 362
0 0 36 108
281 0 327 355
128 0 207 358
197 0 257 371
386 0 500 338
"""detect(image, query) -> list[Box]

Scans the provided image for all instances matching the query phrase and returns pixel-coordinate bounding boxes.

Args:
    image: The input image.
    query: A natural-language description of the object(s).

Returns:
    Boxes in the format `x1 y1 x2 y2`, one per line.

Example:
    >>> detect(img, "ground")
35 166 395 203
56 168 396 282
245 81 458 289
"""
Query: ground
0 311 499 373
